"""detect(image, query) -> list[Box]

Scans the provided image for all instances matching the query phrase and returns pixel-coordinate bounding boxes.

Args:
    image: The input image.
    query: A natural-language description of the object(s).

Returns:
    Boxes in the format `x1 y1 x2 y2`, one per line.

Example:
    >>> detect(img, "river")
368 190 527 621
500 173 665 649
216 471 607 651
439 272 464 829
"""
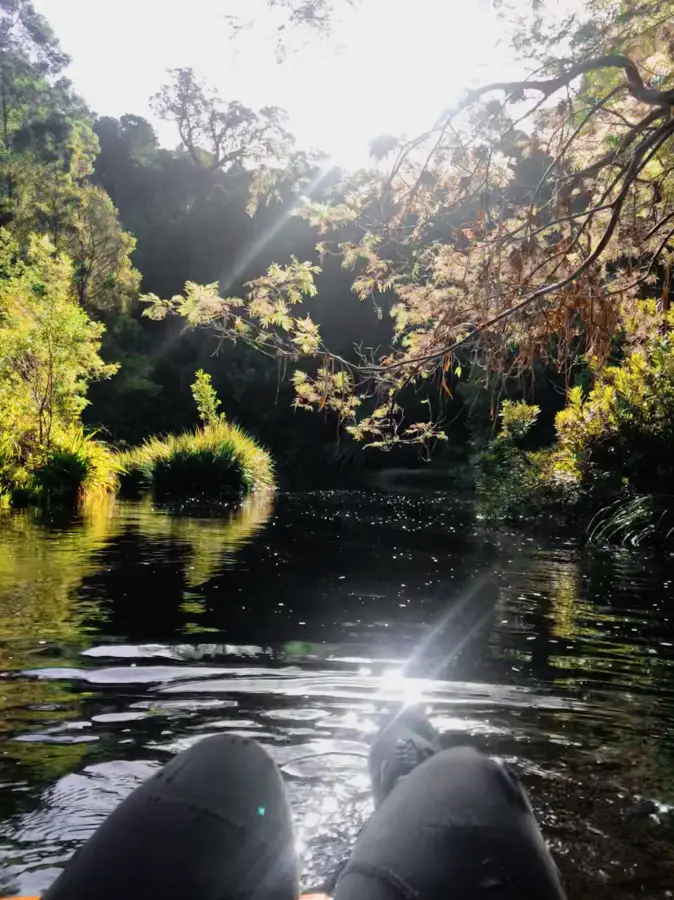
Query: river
1 490 674 898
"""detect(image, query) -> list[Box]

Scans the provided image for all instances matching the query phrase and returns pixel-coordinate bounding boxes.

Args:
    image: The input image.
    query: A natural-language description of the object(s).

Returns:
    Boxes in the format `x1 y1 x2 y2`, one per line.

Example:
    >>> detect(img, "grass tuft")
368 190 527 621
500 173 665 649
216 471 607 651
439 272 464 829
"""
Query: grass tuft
30 426 120 505
589 493 674 548
118 420 274 500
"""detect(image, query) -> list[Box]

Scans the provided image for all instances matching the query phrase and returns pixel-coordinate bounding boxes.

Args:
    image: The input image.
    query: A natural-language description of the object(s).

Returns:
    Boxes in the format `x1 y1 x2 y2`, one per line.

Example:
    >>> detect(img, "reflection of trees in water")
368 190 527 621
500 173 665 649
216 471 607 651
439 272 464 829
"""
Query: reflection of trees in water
0 494 275 661
487 544 674 816
105 494 276 634
0 506 112 669
497 547 674 794
0 494 275 744
548 554 674 803
119 494 275 589
0 507 111 793
547 556 669 690
548 559 586 642
491 544 670 693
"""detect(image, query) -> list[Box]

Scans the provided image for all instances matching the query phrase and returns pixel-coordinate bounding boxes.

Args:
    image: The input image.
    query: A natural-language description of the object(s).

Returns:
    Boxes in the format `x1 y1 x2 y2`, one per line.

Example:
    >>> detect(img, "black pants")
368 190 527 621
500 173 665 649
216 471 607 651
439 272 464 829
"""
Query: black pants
43 735 565 900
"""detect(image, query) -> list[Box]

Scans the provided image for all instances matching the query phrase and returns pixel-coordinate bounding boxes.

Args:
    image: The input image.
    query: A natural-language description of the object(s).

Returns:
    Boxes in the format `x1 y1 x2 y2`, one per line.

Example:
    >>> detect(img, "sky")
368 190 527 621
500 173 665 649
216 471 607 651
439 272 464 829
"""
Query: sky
34 0 517 168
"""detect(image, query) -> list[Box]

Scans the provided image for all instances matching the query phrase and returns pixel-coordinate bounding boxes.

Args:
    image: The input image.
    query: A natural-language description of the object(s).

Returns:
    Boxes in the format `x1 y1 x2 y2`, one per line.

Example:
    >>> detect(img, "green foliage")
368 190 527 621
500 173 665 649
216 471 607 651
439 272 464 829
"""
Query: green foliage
5 117 99 243
27 425 119 505
478 306 674 538
191 370 223 426
0 1 100 242
476 400 581 521
118 420 275 501
477 443 582 522
0 2 139 318
498 400 540 443
555 307 674 494
0 231 117 457
66 185 140 311
1 424 119 506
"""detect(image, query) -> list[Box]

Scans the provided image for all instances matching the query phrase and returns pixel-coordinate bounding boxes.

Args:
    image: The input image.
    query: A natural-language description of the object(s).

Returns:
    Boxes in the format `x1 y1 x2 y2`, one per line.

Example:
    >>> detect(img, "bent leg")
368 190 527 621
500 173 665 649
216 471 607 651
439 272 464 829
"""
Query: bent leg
43 735 298 900
335 746 565 900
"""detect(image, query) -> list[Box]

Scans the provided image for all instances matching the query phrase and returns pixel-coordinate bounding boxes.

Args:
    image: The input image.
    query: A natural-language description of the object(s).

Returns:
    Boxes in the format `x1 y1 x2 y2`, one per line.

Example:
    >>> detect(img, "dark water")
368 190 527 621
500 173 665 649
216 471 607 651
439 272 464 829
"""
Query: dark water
2 491 674 899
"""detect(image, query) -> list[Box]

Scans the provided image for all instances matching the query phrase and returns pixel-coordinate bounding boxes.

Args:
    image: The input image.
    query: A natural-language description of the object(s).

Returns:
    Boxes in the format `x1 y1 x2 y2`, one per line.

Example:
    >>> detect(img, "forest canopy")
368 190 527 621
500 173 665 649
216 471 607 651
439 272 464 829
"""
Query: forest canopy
142 0 674 447
1 0 674 525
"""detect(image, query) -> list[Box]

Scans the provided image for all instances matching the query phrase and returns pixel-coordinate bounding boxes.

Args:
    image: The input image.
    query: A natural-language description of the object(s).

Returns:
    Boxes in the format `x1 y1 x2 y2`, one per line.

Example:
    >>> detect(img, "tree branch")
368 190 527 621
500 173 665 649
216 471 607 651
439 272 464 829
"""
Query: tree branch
465 54 674 109
356 116 674 376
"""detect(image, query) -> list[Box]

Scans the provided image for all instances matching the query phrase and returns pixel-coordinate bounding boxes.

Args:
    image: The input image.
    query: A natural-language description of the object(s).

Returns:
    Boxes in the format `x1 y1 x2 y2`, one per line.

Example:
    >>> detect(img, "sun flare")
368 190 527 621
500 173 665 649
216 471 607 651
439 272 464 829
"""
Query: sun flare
37 0 506 167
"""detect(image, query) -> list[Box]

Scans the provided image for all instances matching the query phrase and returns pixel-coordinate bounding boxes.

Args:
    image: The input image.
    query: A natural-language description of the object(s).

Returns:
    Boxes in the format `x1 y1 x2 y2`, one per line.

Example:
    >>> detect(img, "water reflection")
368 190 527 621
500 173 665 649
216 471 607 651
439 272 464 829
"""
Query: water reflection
1 492 674 898
0 496 275 781
0 494 275 665
118 494 275 589
0 506 109 669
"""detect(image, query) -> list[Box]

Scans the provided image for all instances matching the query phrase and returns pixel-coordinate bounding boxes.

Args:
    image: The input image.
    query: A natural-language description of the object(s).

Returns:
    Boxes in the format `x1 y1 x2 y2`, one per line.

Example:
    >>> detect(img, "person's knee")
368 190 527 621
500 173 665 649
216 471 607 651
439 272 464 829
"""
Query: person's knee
134 734 287 834
420 746 531 815
341 746 564 900
371 745 537 839
157 734 274 787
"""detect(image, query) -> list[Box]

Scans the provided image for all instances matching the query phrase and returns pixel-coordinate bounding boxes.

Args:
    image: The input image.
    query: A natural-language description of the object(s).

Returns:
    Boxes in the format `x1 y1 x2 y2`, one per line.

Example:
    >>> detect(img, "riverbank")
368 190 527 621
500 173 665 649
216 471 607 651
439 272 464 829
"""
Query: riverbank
1 420 274 508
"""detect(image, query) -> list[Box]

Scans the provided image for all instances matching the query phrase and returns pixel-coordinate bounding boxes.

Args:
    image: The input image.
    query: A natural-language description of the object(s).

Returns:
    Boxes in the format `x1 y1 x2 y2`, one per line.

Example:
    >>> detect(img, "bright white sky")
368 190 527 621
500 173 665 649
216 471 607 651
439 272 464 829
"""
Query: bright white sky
34 0 519 168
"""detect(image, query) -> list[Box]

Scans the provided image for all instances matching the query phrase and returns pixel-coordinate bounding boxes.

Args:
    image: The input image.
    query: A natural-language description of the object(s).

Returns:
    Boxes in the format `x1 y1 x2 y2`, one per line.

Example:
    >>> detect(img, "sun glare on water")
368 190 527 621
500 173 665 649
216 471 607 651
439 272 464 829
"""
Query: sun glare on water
378 668 426 706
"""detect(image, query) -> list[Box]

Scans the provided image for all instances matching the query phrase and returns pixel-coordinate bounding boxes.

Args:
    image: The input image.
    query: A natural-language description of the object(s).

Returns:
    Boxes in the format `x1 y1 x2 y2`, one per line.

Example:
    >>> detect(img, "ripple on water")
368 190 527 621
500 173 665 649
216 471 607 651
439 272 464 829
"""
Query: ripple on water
3 492 674 898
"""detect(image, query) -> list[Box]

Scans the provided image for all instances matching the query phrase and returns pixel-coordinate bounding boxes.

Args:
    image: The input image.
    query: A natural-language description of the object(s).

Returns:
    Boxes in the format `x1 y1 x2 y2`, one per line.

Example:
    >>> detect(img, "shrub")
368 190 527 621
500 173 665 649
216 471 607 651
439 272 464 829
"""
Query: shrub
0 231 117 457
118 420 274 501
476 402 581 521
0 232 119 507
478 305 674 538
476 416 580 520
499 399 541 442
191 370 224 426
27 426 120 505
556 329 674 495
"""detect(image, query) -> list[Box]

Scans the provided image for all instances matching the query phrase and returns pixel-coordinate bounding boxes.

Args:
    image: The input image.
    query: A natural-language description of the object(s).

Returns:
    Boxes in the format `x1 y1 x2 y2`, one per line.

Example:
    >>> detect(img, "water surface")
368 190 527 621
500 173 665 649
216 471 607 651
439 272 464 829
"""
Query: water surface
1 491 674 899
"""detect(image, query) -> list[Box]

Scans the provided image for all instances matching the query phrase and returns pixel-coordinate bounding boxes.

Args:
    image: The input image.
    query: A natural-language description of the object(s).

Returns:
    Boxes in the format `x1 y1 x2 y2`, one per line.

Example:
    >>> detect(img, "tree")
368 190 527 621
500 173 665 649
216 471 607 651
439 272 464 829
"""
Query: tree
145 0 674 446
0 1 144 320
0 0 69 150
66 185 140 311
152 68 293 172
267 0 353 29
0 7 141 314
0 0 98 235
0 230 117 459
229 0 359 45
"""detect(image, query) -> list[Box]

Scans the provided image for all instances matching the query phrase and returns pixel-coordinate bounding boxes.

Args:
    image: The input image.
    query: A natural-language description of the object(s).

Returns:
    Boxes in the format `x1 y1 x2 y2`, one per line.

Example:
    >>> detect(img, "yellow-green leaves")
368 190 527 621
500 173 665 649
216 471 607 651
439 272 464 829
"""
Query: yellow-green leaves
292 367 360 419
499 400 540 441
291 316 321 354
141 282 240 326
142 258 321 357
191 370 224 426
0 231 117 472
298 200 359 233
